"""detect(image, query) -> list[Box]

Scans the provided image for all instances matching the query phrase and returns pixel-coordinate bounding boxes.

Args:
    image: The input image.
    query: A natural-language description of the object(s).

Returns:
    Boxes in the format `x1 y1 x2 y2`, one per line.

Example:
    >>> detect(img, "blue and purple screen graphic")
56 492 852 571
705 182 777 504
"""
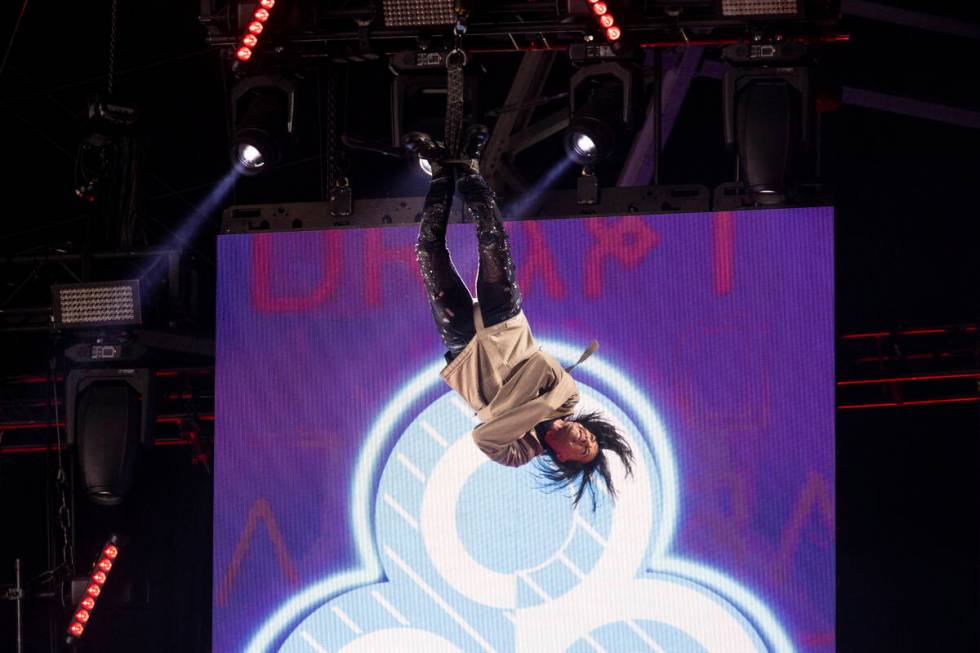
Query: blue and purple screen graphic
215 208 834 653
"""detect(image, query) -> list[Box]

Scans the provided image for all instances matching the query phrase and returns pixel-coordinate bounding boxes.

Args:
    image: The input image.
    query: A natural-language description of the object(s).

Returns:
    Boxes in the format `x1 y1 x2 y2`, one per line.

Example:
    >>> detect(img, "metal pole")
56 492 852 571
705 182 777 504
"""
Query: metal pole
652 48 662 186
15 558 23 653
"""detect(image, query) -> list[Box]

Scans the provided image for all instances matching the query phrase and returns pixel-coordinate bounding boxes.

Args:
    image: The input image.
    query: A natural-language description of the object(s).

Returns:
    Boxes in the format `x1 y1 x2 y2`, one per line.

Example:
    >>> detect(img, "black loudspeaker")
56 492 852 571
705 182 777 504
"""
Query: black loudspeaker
66 369 155 506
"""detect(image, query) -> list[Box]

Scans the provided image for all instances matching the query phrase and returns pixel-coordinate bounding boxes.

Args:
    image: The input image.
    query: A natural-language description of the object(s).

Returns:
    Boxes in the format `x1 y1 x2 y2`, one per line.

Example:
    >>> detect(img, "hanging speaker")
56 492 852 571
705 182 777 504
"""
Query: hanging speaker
66 368 156 506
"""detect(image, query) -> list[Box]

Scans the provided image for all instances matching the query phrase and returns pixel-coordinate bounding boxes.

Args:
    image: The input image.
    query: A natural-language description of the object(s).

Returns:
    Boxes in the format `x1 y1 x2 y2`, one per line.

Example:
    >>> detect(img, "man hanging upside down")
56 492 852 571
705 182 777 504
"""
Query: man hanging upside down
405 125 634 508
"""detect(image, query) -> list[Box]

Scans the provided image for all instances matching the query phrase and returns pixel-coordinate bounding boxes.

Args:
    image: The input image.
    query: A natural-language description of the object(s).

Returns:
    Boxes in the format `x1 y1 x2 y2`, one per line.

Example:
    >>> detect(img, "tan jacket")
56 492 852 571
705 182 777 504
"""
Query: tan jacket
440 303 595 467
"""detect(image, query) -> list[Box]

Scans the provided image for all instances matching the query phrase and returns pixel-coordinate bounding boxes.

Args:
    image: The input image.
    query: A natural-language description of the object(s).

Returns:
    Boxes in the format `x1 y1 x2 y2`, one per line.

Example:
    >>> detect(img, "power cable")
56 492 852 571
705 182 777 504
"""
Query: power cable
0 0 29 81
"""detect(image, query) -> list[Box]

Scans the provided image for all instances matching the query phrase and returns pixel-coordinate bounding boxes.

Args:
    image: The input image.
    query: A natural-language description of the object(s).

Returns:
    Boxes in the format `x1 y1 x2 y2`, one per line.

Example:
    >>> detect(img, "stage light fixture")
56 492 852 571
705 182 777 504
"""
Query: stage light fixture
66 535 122 644
381 0 457 27
230 75 296 175
582 1 624 46
419 158 433 176
722 0 798 16
565 112 615 164
234 0 279 63
52 280 142 329
66 368 156 506
723 59 810 205
564 60 639 165
575 134 597 157
237 143 265 169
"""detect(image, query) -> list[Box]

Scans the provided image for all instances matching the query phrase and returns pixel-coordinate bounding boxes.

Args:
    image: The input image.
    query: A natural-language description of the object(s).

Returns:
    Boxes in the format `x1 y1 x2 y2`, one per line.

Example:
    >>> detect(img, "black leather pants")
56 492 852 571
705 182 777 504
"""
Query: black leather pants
416 171 523 361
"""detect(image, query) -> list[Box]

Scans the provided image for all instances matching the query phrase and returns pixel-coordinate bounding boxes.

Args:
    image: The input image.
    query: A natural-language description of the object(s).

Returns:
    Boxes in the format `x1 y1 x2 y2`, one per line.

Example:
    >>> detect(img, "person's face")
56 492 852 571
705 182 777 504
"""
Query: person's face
544 419 598 464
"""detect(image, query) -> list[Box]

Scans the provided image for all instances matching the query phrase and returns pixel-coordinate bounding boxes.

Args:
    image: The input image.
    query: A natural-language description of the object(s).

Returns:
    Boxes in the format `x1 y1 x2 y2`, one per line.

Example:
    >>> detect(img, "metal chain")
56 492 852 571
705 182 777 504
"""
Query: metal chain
324 65 339 190
444 23 467 157
108 0 118 95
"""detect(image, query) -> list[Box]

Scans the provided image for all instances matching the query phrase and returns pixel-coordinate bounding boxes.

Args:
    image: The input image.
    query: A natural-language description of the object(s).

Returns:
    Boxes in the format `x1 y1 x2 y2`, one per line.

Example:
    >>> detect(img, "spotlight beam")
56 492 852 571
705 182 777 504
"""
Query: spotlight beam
139 166 240 286
504 156 575 219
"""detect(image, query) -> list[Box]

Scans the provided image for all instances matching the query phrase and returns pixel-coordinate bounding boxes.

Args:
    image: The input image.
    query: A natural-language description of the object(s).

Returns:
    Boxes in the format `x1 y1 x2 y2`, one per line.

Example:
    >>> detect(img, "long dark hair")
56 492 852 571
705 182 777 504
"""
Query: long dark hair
535 411 635 510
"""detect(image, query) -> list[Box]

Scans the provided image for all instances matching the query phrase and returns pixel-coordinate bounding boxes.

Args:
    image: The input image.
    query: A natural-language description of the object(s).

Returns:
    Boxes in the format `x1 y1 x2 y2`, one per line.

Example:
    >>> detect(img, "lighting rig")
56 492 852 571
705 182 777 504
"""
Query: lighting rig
229 74 297 174
205 0 842 230
201 1 842 54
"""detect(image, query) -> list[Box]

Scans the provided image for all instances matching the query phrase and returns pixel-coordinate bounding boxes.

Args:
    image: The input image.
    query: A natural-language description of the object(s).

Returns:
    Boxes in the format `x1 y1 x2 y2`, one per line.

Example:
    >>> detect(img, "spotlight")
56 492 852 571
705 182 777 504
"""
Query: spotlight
419 158 433 176
606 25 622 41
564 87 618 164
230 75 296 175
237 143 266 170
564 61 639 165
575 134 596 157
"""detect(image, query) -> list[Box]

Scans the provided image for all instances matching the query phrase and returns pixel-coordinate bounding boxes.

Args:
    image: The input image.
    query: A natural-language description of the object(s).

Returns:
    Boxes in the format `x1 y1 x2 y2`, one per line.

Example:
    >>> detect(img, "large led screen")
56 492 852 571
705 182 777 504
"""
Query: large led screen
215 208 834 653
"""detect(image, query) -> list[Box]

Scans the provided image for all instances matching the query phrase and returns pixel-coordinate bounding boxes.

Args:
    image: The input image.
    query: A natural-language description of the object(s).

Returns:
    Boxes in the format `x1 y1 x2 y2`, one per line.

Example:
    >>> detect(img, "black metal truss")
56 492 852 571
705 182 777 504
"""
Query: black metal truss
0 250 194 334
199 0 841 53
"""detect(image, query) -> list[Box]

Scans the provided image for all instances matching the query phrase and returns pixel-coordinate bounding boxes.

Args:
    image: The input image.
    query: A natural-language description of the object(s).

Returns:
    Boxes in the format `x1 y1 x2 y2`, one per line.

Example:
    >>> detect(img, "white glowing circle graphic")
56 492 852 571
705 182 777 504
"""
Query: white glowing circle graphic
245 340 796 653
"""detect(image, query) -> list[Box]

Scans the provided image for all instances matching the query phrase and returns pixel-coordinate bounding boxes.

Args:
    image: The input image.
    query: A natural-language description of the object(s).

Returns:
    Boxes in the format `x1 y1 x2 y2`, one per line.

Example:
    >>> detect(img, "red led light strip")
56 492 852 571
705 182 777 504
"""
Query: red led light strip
586 0 622 42
236 0 277 62
65 538 121 642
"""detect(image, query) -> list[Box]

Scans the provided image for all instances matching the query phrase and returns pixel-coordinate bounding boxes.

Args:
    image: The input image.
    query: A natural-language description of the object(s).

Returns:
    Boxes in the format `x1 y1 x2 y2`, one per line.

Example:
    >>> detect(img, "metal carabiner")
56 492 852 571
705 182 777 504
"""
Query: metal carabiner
447 19 467 68
446 48 467 68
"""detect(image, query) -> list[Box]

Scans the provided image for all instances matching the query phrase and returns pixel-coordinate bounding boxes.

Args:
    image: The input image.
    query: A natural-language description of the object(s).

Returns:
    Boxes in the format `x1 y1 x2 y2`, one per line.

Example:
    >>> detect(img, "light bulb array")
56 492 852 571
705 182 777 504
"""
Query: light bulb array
236 0 277 62
586 0 623 41
65 539 121 643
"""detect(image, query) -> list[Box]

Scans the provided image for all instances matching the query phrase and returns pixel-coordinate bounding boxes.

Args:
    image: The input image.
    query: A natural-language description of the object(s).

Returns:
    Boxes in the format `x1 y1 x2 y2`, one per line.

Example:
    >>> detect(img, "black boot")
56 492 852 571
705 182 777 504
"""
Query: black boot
416 168 475 357
403 131 449 177
456 124 490 175
458 172 524 327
